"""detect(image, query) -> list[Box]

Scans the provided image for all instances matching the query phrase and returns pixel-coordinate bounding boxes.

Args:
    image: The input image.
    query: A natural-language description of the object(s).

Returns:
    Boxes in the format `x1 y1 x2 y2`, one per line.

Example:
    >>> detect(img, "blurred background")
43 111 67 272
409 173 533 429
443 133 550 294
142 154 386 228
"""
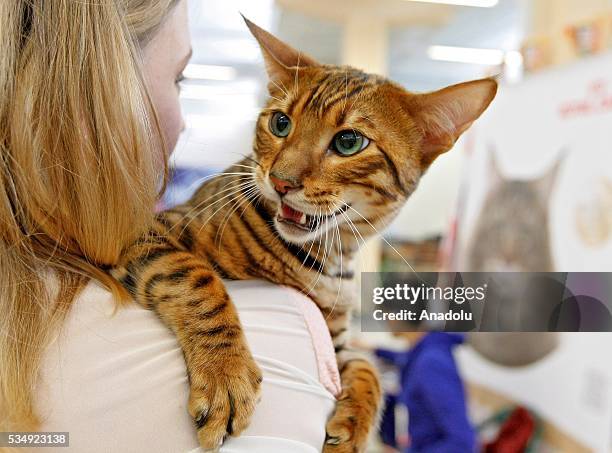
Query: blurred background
168 0 612 451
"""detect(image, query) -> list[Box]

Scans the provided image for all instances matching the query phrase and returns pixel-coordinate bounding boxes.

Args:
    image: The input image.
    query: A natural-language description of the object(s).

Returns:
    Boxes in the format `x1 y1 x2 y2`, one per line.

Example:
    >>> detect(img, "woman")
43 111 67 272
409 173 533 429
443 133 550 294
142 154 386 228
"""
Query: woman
0 1 338 452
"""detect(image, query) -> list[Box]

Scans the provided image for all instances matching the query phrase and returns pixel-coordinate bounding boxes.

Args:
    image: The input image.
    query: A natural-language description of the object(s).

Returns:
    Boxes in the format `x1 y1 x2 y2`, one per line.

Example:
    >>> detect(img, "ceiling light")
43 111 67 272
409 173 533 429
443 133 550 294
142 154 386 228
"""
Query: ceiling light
428 45 505 65
183 64 237 81
403 0 498 7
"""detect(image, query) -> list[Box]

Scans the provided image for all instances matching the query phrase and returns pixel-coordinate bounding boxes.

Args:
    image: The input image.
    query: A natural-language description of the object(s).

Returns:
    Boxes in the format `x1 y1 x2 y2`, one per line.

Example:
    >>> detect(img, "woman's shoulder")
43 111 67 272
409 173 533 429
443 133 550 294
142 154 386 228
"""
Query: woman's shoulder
38 278 200 452
37 278 338 452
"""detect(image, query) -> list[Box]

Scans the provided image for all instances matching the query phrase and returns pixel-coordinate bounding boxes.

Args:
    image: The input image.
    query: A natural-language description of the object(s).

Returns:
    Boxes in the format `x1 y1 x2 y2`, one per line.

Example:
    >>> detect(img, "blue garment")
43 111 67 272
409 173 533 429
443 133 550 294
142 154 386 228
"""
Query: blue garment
379 393 398 448
375 333 475 453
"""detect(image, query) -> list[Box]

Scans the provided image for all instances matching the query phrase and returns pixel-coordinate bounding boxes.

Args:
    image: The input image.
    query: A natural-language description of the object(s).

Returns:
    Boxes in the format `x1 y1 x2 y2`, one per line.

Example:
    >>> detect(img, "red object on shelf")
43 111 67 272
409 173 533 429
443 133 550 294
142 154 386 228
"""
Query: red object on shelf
484 407 535 453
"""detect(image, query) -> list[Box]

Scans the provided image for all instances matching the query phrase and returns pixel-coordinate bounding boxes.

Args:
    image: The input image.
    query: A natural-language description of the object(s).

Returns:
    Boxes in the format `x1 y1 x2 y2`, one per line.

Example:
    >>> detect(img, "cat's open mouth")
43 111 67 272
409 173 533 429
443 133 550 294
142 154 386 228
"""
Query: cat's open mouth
276 201 349 232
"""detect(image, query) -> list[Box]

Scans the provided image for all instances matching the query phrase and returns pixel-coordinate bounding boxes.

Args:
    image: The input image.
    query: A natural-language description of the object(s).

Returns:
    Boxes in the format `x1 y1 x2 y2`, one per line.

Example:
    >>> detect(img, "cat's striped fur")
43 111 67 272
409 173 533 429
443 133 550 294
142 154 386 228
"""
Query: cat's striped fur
112 18 497 453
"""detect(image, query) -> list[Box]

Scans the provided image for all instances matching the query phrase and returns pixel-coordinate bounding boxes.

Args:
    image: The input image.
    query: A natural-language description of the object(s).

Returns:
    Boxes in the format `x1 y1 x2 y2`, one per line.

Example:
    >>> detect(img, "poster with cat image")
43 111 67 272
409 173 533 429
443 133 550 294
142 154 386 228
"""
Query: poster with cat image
456 52 612 273
452 51 612 453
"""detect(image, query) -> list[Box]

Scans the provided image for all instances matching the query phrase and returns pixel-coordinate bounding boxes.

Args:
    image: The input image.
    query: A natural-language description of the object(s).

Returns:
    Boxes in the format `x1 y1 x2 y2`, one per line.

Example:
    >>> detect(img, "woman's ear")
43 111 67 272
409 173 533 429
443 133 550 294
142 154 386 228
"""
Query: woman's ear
242 15 319 90
406 78 498 168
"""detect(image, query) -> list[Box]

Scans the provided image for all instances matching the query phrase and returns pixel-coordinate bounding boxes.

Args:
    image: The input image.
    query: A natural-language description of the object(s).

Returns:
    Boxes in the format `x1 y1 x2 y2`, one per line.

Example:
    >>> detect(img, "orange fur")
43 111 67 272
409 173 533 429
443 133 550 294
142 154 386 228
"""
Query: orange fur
112 18 497 452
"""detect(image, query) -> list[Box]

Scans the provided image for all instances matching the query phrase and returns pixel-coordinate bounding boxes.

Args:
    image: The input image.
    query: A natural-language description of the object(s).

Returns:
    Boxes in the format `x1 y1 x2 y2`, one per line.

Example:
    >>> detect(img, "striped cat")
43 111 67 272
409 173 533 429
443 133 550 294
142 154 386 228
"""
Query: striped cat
112 18 497 452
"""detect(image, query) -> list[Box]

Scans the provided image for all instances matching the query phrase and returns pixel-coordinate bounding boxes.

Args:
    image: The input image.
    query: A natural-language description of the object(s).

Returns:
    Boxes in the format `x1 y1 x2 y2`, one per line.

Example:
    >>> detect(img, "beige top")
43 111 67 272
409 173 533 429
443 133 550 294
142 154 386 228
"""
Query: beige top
37 279 339 453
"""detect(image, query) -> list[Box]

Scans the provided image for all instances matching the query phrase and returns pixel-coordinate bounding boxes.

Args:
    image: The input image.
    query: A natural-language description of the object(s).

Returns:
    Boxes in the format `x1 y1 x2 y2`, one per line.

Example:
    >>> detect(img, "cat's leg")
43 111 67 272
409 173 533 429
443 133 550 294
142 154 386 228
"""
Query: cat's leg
323 309 382 453
112 241 262 450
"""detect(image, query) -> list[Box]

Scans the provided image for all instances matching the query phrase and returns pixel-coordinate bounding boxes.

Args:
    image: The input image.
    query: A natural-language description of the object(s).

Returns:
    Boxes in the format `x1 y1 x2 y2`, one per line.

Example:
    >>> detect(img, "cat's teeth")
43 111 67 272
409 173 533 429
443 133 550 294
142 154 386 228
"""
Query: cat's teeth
298 213 307 225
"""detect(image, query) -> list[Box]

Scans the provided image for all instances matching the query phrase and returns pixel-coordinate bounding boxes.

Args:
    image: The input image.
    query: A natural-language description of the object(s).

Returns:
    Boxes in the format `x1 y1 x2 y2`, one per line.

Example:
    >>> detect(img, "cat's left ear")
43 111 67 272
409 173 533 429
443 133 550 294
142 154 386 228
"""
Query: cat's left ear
406 78 498 168
242 16 319 89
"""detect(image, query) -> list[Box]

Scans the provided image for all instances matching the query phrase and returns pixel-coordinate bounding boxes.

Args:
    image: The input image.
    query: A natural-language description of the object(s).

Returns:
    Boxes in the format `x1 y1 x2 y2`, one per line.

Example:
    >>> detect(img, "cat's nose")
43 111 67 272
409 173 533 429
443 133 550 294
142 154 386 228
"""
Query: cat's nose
270 173 300 195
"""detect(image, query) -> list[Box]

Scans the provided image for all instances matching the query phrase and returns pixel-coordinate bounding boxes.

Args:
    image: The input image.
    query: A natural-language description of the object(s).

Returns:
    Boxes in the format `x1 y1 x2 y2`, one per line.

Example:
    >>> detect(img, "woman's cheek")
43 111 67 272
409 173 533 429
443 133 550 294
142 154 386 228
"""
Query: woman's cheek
158 87 184 156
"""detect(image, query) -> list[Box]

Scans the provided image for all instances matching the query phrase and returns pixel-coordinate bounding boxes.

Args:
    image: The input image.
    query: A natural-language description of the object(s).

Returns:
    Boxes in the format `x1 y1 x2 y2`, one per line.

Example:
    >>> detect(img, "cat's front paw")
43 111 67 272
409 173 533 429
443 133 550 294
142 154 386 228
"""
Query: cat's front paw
187 352 262 450
323 393 374 453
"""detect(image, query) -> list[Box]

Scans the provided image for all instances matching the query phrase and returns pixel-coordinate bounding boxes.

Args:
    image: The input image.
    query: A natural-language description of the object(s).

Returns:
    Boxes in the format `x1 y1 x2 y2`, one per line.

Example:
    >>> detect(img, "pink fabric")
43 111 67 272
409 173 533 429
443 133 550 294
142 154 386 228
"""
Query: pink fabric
285 287 342 398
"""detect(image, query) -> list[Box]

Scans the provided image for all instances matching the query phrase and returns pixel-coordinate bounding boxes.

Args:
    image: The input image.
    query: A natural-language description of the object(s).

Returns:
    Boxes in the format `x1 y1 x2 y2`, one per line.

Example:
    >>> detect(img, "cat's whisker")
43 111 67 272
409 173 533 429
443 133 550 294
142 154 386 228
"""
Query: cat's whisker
228 163 258 171
327 198 368 250
308 207 325 273
195 192 248 236
270 81 286 98
251 188 264 211
161 172 253 215
215 185 260 247
293 232 313 268
186 185 255 227
335 197 419 275
232 191 264 247
269 94 285 104
301 208 326 298
306 207 332 296
298 221 321 271
225 153 262 171
215 188 252 245
165 176 252 236
341 69 348 115
187 177 255 213
325 208 344 321
239 190 261 220
293 53 302 98
278 78 292 101
298 238 317 272
346 86 367 115
203 180 256 216
196 182 258 235
296 203 333 267
173 171 254 201
270 79 290 100
239 155 262 168
339 210 367 249
177 178 255 235
180 172 253 200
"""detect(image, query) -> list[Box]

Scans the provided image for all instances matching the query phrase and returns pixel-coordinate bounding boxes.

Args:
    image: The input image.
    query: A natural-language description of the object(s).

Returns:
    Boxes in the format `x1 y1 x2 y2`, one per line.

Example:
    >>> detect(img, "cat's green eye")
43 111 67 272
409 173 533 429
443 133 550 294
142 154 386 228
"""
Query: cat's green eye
270 112 292 137
331 130 370 156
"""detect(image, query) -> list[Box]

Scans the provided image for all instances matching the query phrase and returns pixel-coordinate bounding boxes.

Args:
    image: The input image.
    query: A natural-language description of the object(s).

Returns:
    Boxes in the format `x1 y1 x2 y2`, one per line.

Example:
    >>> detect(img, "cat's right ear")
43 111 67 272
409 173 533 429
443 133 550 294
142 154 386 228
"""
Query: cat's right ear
405 78 498 169
242 15 319 90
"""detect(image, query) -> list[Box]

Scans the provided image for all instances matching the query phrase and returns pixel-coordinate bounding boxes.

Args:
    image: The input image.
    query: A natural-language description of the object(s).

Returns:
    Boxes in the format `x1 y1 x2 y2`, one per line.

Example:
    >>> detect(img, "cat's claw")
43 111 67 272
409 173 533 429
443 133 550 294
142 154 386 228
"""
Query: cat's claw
323 397 371 453
187 354 262 450
325 436 342 445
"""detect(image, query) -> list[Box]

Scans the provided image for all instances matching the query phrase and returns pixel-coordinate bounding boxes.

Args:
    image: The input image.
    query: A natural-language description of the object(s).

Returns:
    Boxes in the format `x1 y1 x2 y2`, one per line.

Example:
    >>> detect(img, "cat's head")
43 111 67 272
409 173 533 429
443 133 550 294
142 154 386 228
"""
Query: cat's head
469 149 563 272
245 18 497 246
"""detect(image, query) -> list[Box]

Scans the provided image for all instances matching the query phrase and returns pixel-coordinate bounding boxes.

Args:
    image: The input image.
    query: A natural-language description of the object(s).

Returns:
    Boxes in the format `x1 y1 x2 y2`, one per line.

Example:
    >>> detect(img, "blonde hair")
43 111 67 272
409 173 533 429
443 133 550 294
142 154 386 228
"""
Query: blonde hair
0 0 178 431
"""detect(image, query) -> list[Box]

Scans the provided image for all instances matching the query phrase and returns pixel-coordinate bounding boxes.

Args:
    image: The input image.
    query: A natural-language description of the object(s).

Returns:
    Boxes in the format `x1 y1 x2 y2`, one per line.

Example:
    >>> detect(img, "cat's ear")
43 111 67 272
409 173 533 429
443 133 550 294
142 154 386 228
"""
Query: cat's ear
242 16 319 88
406 78 498 168
535 150 566 199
